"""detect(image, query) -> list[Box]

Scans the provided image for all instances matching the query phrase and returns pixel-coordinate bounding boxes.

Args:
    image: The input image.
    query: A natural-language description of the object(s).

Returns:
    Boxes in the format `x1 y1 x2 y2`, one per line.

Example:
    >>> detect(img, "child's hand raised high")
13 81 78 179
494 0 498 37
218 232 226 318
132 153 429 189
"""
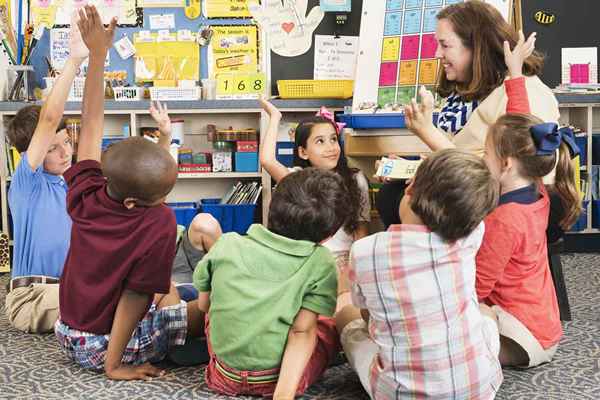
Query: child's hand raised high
69 11 89 61
77 5 117 57
259 97 282 121
504 30 536 79
149 101 172 137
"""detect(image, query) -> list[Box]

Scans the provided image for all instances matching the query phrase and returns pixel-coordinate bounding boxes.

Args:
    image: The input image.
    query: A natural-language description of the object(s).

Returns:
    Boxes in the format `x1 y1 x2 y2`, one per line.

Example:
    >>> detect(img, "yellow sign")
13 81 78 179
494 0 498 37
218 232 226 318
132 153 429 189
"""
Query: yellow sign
418 59 438 84
398 61 417 85
534 10 556 25
216 72 266 99
209 25 259 79
205 0 251 18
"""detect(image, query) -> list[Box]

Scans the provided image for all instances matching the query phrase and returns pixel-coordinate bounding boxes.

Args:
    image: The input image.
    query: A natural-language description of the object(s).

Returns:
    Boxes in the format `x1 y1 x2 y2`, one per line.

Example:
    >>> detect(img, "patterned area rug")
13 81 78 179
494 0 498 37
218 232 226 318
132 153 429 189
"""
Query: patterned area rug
1 253 599 399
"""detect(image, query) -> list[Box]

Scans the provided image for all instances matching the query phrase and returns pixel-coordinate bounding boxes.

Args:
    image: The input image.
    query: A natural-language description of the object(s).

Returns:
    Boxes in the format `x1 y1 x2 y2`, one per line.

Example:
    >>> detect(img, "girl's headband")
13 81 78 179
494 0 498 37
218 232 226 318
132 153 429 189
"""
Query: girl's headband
530 123 580 158
316 106 346 135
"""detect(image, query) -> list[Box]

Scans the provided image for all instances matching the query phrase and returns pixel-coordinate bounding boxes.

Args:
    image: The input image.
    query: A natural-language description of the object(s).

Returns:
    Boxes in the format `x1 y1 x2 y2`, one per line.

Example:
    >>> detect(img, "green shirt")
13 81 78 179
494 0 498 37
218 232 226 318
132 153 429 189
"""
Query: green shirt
193 224 337 371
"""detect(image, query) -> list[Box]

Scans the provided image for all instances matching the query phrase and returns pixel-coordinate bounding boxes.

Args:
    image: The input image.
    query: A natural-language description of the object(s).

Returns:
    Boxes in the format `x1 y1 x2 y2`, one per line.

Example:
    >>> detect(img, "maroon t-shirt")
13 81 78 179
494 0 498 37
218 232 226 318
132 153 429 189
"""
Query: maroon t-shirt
59 160 177 334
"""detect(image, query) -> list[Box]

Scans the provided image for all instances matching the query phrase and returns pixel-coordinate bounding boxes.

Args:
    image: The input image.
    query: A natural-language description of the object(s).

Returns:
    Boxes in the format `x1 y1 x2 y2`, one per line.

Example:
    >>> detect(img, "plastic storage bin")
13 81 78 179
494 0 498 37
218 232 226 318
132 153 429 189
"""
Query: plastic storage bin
339 112 439 129
593 200 600 229
199 198 256 234
167 202 198 228
276 142 294 167
234 152 258 172
277 80 353 99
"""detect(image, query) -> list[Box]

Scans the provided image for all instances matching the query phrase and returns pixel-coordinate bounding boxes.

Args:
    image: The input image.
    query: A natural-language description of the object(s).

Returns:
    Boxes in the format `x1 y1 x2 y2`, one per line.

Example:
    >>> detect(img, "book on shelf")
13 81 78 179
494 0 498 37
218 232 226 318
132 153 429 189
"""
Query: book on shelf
221 181 262 205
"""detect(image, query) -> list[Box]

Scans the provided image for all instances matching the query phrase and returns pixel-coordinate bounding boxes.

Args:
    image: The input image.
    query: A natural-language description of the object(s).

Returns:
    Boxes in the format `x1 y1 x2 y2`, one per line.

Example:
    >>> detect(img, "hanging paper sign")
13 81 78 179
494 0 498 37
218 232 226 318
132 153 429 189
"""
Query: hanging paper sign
208 25 259 78
204 0 252 18
249 0 324 57
320 0 351 12
216 72 266 99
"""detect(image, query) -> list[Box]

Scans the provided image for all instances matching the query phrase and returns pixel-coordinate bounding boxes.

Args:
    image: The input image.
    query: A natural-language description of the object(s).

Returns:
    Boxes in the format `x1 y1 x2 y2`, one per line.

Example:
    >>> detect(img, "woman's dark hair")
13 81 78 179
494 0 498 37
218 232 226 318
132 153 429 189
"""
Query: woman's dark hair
436 0 544 101
292 117 365 235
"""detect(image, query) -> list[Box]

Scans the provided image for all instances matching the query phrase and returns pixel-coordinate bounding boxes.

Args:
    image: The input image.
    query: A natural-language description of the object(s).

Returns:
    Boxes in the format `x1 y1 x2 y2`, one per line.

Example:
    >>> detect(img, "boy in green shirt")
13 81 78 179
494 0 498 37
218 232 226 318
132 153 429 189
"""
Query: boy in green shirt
193 168 350 399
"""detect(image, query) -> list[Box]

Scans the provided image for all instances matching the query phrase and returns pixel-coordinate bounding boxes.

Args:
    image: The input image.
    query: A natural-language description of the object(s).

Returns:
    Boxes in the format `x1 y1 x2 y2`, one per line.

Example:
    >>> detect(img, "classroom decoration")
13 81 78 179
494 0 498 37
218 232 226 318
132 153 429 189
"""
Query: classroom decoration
134 30 199 82
184 0 201 19
203 0 252 18
533 10 555 25
319 0 350 12
313 34 358 80
216 72 266 99
208 25 258 78
33 0 139 26
352 0 512 113
249 0 324 57
561 48 597 85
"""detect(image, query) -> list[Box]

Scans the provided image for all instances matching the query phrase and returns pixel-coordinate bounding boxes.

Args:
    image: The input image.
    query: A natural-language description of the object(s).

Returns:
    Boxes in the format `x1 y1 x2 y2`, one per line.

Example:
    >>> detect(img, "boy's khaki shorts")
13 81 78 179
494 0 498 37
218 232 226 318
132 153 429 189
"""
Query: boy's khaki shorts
4 283 60 333
492 305 558 368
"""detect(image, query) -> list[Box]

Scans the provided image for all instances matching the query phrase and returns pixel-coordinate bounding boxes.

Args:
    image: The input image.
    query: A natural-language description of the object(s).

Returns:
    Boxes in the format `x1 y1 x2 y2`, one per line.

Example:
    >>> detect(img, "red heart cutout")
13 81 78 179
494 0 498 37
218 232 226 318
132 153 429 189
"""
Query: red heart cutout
282 22 295 34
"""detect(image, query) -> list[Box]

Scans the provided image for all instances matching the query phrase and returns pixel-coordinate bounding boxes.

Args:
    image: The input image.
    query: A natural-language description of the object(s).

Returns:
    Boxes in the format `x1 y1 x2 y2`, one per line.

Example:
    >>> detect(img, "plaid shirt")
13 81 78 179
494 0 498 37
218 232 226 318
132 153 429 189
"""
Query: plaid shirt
350 223 502 399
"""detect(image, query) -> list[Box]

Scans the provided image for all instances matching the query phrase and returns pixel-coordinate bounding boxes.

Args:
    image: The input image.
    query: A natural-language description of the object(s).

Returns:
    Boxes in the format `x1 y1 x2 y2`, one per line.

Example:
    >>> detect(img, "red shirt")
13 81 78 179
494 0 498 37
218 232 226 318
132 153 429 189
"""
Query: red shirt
59 160 177 334
476 187 562 348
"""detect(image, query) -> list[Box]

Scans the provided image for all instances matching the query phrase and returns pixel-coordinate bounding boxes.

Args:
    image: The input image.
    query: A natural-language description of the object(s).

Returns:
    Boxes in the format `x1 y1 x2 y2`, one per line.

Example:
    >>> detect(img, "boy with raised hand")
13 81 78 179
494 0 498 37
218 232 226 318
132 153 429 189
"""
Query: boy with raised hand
4 27 86 333
54 5 203 380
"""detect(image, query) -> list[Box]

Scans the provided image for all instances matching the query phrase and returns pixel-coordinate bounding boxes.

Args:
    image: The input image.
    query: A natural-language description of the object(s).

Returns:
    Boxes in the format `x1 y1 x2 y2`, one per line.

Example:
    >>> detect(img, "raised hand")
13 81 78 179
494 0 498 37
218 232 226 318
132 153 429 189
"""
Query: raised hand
77 5 117 57
259 97 282 120
249 0 324 57
69 10 89 60
149 101 172 136
504 30 536 79
404 85 435 138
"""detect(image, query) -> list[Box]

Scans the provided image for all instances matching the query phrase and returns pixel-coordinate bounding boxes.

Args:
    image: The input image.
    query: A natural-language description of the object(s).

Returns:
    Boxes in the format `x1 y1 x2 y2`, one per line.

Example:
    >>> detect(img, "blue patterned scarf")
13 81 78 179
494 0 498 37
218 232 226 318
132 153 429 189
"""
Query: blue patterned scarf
437 93 479 135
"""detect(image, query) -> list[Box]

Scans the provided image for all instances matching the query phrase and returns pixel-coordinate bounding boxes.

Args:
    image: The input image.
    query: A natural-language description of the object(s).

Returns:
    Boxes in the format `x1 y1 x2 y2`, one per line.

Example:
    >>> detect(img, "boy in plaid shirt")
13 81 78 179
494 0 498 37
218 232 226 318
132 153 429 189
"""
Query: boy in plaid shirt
336 149 503 399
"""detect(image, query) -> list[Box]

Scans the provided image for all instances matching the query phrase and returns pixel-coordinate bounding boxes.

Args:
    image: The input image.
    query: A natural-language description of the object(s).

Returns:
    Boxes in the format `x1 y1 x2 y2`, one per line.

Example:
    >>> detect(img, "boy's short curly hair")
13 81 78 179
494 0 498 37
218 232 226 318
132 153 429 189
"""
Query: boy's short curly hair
410 149 499 242
6 105 66 153
268 167 350 243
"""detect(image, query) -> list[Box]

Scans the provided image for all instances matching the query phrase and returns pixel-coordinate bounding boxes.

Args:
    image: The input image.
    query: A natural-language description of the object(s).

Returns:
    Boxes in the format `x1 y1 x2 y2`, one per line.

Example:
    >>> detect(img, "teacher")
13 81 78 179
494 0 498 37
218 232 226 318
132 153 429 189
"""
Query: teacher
376 0 560 228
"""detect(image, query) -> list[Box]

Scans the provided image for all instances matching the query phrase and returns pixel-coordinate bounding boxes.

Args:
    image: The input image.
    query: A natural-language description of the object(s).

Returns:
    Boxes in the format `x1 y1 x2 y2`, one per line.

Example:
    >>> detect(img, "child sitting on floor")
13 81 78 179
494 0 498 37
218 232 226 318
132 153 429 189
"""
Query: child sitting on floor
4 42 85 333
193 168 349 398
475 29 581 369
54 6 203 380
336 149 502 399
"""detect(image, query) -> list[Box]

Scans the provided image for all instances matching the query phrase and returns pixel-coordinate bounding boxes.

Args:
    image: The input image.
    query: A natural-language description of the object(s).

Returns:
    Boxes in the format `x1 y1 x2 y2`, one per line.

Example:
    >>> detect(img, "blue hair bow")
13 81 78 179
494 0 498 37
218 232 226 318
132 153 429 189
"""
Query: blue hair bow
530 123 580 158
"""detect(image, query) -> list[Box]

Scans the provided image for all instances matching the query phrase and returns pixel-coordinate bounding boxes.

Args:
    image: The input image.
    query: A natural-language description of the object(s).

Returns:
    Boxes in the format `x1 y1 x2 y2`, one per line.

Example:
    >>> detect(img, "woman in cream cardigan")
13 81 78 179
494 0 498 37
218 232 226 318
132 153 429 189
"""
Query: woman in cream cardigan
376 0 560 227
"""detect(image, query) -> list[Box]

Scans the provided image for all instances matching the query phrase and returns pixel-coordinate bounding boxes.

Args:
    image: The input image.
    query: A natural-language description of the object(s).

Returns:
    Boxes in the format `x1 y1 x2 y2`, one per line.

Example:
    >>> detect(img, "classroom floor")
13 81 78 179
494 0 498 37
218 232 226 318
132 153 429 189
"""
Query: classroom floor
1 253 599 400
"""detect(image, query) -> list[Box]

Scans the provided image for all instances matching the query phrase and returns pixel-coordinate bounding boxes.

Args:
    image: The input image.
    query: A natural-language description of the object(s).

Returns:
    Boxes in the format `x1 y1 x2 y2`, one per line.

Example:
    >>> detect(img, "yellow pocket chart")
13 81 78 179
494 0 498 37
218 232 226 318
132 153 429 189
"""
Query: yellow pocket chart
134 32 199 83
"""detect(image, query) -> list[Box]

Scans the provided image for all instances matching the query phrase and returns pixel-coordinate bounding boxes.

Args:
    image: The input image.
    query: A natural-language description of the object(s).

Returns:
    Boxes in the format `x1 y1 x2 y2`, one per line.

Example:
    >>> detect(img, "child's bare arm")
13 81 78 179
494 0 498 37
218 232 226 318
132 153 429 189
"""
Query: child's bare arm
105 289 165 380
26 56 84 170
197 291 210 313
149 101 172 151
259 98 290 183
273 308 318 400
76 5 117 162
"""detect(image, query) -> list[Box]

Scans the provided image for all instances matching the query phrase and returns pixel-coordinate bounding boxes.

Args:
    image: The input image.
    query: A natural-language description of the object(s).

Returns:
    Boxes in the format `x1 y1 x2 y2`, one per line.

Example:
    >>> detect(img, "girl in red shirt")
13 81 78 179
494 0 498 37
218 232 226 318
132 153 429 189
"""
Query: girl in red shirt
476 35 581 368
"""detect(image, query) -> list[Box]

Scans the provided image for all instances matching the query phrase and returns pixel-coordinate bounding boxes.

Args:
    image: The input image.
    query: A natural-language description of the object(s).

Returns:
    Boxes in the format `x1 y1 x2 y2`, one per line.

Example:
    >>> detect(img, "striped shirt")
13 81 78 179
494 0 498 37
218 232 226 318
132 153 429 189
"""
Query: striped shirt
350 223 502 399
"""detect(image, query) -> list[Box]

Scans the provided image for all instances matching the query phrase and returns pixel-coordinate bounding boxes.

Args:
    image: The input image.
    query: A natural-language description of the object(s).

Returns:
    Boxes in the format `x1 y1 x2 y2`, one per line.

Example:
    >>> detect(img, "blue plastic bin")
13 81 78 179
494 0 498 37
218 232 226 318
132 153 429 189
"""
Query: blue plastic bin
276 142 294 167
593 200 600 229
167 202 198 228
234 152 259 172
101 137 127 151
574 136 587 165
338 113 439 129
570 200 589 232
199 198 256 234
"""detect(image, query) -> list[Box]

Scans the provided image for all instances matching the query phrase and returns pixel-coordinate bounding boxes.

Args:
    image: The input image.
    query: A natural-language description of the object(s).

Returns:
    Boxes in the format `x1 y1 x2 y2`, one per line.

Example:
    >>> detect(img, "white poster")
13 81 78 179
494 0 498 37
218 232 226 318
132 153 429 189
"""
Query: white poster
249 0 324 57
314 35 358 80
149 14 175 30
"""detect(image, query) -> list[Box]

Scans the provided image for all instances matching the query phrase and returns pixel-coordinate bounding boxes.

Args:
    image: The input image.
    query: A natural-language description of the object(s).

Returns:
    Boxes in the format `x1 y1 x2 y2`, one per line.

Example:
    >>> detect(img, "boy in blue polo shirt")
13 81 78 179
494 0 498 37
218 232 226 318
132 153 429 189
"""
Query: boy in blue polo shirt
3 49 85 333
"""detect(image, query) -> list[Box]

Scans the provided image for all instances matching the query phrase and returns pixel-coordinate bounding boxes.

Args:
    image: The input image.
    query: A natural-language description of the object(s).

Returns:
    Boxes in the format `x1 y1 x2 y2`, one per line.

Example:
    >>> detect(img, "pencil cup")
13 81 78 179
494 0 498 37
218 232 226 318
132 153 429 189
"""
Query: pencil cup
7 65 34 101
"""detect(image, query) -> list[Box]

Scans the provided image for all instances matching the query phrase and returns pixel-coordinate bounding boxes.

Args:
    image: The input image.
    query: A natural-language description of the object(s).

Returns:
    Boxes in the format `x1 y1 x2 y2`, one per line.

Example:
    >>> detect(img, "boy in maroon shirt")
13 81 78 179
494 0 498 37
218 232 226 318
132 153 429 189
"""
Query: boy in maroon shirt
54 6 203 380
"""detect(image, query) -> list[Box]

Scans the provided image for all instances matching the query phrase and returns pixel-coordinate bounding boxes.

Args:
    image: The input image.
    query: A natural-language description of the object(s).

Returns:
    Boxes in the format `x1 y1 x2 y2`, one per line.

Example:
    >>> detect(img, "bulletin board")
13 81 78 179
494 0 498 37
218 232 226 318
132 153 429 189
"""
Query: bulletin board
24 0 261 89
521 0 600 89
352 0 512 113
268 0 363 94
